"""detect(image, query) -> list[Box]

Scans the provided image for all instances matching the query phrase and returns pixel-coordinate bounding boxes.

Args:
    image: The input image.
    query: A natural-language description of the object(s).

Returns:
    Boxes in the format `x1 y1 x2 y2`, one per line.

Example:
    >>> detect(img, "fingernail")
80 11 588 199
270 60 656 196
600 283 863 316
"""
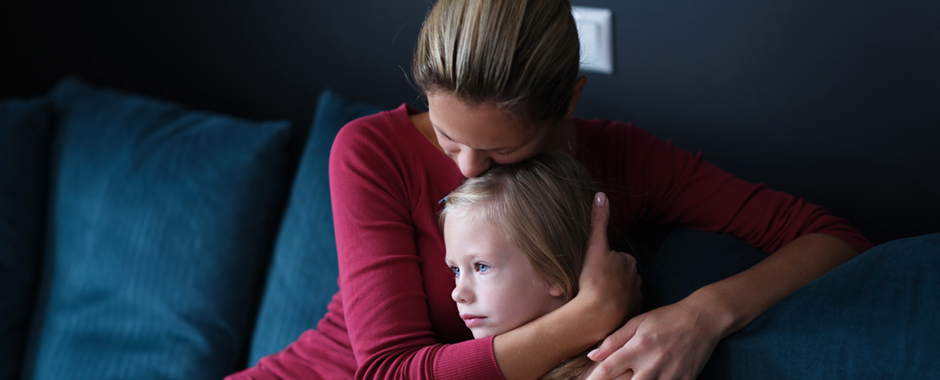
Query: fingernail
587 348 599 359
594 192 607 207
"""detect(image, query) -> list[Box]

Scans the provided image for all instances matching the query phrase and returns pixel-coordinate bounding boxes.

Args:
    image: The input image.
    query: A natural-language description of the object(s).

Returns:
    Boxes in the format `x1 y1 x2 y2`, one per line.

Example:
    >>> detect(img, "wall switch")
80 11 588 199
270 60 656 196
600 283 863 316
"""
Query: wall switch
572 6 614 74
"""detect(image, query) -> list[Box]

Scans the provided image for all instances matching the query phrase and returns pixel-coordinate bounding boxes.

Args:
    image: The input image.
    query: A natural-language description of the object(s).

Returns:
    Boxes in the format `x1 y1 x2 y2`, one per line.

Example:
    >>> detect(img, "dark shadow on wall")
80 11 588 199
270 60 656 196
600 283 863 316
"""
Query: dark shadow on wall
3 0 938 244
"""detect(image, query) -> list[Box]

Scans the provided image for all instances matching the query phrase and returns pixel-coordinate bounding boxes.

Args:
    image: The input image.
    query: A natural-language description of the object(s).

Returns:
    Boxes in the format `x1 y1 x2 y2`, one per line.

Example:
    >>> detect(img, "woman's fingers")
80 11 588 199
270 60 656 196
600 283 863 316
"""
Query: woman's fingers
587 302 721 380
589 314 643 362
584 331 641 380
589 368 634 380
590 192 611 251
578 192 644 337
579 192 613 291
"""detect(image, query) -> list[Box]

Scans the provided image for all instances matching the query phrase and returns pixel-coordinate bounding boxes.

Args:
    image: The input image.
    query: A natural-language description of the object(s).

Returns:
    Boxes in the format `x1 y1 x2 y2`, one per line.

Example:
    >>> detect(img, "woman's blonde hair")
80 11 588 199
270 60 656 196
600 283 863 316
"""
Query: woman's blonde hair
440 152 594 301
413 0 580 125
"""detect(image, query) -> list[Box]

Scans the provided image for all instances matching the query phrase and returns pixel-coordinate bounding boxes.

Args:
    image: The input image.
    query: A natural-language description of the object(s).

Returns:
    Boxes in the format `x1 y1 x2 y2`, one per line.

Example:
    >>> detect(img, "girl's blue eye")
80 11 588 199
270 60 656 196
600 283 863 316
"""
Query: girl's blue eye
476 263 490 273
451 266 460 277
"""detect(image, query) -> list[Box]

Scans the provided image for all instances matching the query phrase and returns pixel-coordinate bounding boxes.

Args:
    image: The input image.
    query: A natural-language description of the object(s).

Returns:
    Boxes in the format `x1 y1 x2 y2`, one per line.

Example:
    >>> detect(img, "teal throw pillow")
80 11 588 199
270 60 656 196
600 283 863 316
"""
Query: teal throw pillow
0 97 54 380
22 77 292 380
247 88 384 365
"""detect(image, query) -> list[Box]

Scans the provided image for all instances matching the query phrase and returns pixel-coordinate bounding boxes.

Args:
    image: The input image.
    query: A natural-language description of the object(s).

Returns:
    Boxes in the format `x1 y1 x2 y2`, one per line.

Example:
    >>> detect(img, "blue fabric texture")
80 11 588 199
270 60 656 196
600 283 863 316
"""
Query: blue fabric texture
705 232 940 379
22 76 292 380
0 97 54 380
247 88 384 365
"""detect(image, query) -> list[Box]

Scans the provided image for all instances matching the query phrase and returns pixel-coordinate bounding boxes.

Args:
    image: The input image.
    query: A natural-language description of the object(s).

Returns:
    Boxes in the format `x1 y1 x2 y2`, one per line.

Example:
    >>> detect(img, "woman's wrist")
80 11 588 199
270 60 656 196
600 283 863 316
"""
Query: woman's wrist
683 286 741 340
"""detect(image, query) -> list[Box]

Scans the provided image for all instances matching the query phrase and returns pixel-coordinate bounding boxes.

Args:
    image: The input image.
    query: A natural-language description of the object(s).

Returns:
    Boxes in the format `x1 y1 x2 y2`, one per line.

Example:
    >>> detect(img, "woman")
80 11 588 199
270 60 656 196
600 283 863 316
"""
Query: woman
229 0 871 379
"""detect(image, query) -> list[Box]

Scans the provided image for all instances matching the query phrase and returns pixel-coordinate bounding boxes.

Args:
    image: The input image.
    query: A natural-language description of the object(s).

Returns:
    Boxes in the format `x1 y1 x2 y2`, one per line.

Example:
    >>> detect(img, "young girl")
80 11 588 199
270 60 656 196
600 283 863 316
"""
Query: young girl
440 152 614 380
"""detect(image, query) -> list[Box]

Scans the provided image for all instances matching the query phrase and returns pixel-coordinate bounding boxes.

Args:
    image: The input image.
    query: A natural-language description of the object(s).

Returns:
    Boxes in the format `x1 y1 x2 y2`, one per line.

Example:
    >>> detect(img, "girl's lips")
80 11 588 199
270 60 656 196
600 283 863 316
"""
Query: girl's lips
460 314 486 328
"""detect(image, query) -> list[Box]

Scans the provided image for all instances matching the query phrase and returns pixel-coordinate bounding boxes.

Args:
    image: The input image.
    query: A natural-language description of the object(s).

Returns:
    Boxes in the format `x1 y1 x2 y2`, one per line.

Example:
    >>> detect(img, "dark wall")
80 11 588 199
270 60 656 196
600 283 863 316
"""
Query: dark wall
3 0 938 244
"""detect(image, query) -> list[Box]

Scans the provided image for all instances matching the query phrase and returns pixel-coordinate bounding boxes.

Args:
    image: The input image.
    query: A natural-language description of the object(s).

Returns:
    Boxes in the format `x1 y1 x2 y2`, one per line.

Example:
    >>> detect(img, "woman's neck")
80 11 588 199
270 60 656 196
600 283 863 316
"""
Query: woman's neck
410 112 445 154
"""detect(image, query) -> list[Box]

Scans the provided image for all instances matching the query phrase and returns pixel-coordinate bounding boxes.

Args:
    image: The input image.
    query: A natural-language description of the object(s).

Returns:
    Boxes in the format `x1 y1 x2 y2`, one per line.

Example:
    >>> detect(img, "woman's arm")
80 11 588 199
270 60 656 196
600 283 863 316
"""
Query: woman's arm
585 233 857 380
576 121 870 380
694 233 857 336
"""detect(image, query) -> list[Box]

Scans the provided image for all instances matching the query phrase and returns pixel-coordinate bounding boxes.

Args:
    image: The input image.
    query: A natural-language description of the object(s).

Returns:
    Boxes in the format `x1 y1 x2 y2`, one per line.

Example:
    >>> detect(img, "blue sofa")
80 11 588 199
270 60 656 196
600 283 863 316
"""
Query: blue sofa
2 77 937 379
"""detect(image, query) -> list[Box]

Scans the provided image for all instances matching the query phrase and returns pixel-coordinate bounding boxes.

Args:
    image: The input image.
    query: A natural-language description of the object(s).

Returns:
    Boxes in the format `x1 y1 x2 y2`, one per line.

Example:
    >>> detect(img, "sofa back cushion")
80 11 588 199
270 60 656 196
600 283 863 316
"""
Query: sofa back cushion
22 76 292 380
0 97 55 380
704 232 940 379
247 88 384 365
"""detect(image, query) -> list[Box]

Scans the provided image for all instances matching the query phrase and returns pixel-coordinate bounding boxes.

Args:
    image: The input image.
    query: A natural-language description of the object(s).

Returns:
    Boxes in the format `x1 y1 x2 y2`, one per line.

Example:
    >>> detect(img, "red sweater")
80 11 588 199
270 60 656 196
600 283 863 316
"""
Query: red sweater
229 104 871 380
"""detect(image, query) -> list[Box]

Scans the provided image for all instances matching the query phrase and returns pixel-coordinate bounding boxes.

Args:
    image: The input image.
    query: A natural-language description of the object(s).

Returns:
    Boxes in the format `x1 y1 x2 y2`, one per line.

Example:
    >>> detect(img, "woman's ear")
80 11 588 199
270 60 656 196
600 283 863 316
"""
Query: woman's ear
566 75 588 115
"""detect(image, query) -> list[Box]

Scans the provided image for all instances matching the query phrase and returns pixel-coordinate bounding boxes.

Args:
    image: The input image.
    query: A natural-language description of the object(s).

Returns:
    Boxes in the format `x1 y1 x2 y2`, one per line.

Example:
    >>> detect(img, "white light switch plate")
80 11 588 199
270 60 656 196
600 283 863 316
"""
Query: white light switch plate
572 6 614 74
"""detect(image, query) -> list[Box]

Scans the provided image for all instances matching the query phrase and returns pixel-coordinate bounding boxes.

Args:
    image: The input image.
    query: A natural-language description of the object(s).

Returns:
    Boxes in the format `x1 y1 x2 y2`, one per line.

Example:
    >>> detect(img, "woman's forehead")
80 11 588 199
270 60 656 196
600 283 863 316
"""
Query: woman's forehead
427 93 541 149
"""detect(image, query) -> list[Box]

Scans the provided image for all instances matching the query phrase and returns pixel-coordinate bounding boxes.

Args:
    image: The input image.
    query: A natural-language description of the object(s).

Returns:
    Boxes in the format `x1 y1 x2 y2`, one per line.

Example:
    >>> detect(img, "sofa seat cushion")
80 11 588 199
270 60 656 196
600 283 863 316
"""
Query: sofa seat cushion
0 97 55 380
22 76 292 380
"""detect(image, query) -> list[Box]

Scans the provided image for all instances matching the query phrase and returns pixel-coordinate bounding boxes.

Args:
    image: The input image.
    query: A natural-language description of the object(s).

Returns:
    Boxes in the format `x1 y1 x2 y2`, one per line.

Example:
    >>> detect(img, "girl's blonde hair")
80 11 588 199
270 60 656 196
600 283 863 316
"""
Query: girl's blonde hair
440 152 599 380
440 152 598 379
413 0 580 125
440 152 595 301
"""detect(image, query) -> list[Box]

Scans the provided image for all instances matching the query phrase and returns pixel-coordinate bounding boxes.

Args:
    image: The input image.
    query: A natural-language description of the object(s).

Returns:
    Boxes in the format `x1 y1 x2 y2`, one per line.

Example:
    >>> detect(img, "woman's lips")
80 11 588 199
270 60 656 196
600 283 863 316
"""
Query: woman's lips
460 314 486 328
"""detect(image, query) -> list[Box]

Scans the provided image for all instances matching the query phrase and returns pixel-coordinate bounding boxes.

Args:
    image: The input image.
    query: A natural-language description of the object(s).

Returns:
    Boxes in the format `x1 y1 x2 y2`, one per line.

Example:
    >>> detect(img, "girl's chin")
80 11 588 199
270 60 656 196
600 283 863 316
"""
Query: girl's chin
471 328 503 339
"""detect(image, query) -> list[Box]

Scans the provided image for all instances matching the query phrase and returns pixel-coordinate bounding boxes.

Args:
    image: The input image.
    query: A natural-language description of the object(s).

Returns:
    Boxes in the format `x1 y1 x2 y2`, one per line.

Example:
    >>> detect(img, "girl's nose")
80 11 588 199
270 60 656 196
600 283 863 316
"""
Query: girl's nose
451 277 474 304
457 149 491 178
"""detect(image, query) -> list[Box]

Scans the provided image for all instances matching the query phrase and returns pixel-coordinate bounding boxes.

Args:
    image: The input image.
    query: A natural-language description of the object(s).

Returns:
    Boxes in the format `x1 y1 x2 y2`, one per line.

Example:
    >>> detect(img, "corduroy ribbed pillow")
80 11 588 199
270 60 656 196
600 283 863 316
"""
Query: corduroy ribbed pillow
707 232 940 379
247 88 384 365
22 76 292 380
0 97 54 380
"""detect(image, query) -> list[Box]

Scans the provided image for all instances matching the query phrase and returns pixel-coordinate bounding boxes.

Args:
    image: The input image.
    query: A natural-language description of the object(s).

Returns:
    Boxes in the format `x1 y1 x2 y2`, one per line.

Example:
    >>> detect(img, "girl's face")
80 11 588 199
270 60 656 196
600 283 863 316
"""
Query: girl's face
427 92 556 178
444 211 566 339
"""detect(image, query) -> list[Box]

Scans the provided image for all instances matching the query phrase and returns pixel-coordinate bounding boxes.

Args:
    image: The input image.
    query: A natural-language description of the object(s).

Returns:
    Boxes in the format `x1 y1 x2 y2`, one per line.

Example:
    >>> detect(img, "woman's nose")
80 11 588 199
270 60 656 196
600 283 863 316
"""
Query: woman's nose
457 149 491 178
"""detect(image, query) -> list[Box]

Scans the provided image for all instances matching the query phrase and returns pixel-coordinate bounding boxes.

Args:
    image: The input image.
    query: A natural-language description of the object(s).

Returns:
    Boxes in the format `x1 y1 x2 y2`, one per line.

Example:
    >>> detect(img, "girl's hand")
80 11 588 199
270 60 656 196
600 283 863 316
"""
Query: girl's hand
577 192 643 335
584 294 728 380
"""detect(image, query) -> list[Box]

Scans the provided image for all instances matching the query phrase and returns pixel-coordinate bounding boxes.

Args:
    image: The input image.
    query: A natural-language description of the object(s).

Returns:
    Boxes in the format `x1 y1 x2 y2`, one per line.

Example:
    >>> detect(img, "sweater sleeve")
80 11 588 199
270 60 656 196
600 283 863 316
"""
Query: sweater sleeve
327 115 504 380
618 123 872 254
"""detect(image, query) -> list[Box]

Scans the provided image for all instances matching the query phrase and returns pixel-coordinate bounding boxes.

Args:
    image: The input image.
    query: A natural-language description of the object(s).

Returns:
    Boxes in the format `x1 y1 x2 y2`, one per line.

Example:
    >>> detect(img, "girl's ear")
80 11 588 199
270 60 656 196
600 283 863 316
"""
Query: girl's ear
548 282 565 298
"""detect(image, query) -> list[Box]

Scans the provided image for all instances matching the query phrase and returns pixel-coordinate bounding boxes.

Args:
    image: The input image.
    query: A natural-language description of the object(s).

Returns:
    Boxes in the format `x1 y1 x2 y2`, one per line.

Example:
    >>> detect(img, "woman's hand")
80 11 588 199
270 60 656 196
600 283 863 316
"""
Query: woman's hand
576 192 643 336
584 292 729 380
582 233 860 380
